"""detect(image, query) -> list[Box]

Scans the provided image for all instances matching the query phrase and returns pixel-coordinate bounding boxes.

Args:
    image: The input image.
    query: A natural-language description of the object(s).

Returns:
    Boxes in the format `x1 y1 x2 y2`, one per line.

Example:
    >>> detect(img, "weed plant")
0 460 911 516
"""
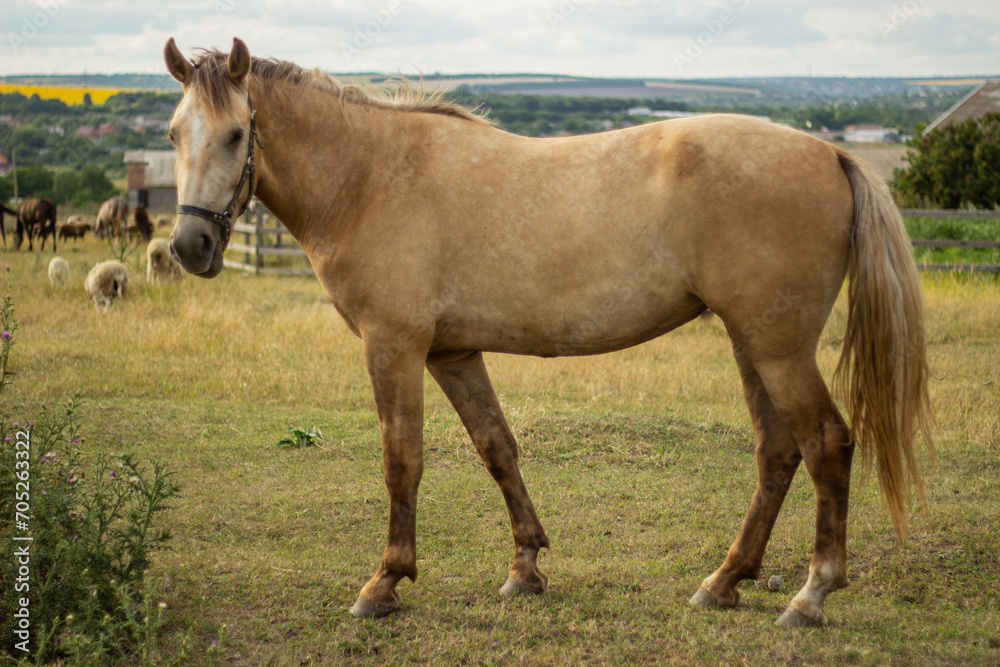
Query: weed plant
0 266 182 664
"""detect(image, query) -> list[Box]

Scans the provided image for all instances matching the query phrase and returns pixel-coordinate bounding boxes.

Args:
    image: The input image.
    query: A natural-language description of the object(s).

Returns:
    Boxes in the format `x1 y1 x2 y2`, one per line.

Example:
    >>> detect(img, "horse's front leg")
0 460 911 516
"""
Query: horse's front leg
350 334 428 618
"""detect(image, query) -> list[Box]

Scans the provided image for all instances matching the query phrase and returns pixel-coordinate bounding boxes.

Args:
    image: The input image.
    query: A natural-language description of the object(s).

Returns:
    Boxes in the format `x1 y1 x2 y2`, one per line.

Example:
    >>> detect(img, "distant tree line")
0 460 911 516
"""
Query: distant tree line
0 165 116 208
444 89 963 137
444 88 689 137
720 100 948 135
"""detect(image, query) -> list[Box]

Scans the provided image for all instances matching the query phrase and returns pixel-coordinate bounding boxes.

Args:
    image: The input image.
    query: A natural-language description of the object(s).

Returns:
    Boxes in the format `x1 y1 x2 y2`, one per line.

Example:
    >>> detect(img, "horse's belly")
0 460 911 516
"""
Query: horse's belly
433 270 705 357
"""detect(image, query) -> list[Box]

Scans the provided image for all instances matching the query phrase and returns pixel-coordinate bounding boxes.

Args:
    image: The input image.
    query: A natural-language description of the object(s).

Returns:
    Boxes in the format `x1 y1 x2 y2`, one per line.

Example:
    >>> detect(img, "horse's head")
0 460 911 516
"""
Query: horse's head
164 37 256 278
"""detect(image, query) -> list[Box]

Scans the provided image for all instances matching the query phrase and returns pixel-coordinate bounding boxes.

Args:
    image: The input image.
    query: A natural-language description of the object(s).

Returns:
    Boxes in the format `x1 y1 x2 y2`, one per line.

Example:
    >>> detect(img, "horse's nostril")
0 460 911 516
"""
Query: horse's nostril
200 233 214 262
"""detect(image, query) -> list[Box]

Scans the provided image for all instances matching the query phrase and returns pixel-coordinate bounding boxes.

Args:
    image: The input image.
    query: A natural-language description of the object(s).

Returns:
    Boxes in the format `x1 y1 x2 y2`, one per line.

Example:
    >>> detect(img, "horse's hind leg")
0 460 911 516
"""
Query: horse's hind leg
752 354 854 626
690 345 803 609
427 352 551 596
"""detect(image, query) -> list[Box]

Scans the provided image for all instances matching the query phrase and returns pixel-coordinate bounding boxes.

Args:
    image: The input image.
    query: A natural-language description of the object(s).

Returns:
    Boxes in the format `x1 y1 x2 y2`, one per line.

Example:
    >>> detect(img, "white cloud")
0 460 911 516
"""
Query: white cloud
0 0 997 77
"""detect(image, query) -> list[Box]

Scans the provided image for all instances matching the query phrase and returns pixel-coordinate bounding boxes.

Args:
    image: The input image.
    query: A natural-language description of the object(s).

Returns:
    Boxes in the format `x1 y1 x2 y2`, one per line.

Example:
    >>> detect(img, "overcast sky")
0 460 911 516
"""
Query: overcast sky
2 0 998 79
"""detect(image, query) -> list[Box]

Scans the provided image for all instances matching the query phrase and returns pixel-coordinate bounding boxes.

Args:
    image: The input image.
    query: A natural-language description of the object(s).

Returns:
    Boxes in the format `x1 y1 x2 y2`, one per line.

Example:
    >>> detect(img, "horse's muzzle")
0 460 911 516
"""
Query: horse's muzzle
169 220 223 278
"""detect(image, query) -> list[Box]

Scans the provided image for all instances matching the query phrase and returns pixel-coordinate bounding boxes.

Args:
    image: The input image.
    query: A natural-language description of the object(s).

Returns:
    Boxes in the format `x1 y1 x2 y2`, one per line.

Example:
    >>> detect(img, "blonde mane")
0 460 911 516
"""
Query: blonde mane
187 49 491 125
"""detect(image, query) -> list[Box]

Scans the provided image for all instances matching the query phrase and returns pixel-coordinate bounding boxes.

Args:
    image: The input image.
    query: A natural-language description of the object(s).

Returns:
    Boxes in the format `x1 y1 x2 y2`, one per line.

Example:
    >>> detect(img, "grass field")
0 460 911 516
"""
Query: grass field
2 234 999 666
903 216 1000 267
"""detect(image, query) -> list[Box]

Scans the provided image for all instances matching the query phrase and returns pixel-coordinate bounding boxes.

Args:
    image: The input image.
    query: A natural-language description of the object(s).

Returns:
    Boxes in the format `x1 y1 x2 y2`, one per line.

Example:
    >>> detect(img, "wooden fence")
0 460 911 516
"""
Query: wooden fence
901 209 1000 273
222 203 314 276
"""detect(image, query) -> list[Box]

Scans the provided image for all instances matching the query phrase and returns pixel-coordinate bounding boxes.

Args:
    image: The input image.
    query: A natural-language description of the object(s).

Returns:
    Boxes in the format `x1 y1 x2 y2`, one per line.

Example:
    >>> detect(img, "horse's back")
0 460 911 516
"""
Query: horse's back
98 196 128 220
19 198 56 221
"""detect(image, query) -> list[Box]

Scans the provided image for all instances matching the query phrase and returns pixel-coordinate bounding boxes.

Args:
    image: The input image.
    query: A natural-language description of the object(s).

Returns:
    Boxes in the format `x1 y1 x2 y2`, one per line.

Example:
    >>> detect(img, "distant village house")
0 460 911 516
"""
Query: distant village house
75 121 117 140
124 149 177 211
842 125 901 143
925 80 1000 132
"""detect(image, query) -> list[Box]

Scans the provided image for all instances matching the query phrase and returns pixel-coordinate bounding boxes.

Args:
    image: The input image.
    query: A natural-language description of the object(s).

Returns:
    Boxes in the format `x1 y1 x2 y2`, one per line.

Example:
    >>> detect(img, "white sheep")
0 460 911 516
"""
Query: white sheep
84 260 129 313
48 256 70 287
146 238 186 284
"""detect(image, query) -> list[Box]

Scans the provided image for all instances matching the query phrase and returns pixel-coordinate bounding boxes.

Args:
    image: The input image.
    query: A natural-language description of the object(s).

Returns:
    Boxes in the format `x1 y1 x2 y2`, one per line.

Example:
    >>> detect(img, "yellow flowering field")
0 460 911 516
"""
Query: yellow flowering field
0 83 122 105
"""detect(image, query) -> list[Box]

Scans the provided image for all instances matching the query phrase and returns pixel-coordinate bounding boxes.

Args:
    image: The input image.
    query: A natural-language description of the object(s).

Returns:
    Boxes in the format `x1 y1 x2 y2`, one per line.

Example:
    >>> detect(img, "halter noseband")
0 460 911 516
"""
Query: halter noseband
175 90 260 249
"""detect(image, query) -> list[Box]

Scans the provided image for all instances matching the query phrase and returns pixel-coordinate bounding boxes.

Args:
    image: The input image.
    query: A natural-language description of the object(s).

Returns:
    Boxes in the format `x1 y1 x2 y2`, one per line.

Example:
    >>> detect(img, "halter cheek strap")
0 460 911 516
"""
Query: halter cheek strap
176 91 260 249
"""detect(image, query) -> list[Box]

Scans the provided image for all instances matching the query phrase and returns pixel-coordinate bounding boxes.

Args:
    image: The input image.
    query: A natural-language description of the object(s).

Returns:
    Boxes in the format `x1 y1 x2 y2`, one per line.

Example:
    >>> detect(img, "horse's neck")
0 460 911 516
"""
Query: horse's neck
251 82 395 253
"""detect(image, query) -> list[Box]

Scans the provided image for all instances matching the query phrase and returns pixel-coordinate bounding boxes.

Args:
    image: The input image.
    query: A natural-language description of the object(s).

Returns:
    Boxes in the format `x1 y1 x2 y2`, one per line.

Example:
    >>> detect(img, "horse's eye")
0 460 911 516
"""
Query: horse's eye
167 130 176 145
230 129 244 146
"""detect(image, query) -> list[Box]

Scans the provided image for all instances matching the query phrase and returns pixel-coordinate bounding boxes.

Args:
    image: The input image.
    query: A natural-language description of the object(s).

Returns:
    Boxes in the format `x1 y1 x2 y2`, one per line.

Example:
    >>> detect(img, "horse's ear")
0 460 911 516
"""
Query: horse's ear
228 38 251 84
164 38 193 85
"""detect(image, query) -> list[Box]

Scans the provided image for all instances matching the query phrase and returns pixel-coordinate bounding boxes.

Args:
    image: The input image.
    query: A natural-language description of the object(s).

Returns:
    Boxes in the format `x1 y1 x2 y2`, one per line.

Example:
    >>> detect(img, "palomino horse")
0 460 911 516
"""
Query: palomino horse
15 198 58 252
95 196 129 238
165 39 933 627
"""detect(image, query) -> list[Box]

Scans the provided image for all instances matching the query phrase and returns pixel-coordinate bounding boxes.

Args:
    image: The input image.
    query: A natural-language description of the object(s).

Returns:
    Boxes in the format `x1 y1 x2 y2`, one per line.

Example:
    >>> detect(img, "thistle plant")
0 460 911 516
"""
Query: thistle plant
0 268 182 664
0 397 182 663
1 265 17 395
106 231 142 266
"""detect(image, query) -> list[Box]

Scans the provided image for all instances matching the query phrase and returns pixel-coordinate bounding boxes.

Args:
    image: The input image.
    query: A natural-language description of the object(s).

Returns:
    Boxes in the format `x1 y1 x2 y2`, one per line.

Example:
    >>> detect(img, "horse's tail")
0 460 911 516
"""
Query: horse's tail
834 151 934 540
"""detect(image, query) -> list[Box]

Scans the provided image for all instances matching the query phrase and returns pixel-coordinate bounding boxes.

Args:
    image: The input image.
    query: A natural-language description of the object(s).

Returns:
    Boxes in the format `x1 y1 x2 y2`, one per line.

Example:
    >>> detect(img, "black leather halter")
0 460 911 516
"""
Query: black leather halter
175 91 260 249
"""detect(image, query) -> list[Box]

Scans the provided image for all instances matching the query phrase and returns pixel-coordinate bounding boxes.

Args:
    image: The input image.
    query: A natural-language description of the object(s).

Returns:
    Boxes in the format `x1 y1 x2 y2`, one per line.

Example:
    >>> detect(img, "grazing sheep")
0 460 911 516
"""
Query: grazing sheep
146 238 185 284
84 260 129 313
48 256 70 287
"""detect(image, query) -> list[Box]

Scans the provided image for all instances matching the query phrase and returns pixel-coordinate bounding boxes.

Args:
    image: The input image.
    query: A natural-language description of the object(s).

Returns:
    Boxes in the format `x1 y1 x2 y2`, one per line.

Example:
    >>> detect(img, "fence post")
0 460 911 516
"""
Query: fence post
243 209 252 270
255 206 264 274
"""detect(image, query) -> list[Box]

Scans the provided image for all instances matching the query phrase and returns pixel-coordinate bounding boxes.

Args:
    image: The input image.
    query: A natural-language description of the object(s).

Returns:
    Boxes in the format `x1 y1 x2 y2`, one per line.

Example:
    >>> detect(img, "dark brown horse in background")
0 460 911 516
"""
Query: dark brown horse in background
15 198 58 252
129 204 153 241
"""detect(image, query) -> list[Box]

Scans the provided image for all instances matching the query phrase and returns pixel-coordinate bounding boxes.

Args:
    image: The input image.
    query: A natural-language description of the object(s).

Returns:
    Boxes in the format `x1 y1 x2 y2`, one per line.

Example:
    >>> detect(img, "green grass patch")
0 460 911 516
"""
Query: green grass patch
903 216 1000 266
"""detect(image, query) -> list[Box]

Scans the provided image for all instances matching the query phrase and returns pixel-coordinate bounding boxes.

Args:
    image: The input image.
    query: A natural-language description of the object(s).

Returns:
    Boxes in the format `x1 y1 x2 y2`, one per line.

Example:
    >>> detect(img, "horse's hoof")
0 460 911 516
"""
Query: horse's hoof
689 586 739 609
349 594 398 618
499 576 546 597
776 606 826 628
